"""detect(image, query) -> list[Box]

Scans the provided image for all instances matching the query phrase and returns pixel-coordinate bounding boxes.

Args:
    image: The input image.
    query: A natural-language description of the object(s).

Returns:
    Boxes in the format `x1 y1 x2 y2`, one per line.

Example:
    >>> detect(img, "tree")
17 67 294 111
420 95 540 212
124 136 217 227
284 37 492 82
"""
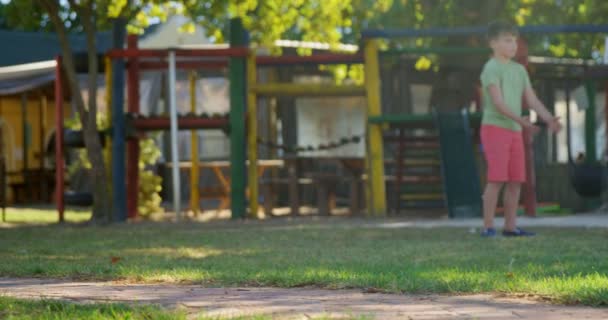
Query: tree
37 0 115 223
355 0 607 59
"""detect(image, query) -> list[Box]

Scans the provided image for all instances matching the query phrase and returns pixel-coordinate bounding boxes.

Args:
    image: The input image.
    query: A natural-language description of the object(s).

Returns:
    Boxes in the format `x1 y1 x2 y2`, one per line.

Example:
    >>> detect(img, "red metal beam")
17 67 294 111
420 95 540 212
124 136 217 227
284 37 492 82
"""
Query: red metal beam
138 61 228 70
131 117 229 131
54 56 65 223
107 47 249 59
517 37 537 217
111 50 362 68
257 53 363 66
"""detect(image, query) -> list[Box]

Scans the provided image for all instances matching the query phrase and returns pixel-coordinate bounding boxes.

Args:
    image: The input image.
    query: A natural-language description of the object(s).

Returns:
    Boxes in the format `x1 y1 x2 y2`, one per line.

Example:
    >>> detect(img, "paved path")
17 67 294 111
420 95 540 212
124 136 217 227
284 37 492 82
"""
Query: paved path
2 278 608 319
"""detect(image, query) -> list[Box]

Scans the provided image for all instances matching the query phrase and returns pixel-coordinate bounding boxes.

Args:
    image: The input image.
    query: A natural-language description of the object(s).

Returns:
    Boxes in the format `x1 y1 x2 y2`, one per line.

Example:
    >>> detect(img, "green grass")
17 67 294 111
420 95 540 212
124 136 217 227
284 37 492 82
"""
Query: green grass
1 219 607 306
0 207 91 224
0 296 186 320
0 296 367 320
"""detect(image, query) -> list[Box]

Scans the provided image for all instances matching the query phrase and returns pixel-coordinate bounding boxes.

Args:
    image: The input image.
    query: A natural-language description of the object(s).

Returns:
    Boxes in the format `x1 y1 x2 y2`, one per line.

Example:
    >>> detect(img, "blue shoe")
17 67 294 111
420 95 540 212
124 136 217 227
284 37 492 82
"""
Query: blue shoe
502 228 536 237
481 228 497 237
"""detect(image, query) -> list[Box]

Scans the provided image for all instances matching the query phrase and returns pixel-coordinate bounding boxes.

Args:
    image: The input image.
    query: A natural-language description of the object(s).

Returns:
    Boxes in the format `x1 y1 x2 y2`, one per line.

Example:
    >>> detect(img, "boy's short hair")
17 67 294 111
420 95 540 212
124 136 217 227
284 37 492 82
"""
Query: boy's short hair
487 21 519 41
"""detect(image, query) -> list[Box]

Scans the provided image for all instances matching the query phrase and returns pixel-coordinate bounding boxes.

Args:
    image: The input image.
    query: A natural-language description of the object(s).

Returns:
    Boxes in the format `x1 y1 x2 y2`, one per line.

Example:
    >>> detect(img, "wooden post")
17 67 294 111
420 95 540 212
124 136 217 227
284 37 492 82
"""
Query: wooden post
288 159 299 216
363 39 387 216
247 51 259 217
54 56 65 223
189 71 200 216
104 56 113 209
516 37 537 217
265 71 279 217
111 17 128 222
21 93 29 203
395 128 405 214
126 34 140 219
522 127 537 217
228 18 247 219
40 95 48 202
0 112 5 222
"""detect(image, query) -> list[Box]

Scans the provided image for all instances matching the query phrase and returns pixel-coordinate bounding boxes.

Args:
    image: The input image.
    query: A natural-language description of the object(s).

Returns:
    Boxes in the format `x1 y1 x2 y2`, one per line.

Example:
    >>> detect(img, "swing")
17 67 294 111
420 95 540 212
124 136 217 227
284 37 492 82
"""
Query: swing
565 82 606 198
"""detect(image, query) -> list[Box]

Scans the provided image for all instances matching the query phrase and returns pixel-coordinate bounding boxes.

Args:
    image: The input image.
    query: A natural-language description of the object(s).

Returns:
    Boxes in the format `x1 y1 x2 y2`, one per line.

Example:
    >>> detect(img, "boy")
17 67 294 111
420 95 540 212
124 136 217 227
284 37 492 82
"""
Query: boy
480 21 561 237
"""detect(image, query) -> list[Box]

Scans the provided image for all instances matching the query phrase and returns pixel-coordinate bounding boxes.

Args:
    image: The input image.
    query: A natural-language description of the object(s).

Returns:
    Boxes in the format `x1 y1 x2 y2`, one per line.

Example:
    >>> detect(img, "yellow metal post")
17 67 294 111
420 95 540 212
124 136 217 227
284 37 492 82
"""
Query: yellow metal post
41 95 48 149
104 56 113 199
363 39 386 216
247 52 259 217
189 71 200 216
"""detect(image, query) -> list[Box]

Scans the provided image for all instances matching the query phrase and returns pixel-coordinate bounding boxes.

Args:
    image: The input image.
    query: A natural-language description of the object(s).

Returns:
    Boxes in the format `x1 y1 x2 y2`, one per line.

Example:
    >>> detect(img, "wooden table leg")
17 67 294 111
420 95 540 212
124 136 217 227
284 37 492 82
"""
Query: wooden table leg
349 176 359 216
211 166 231 212
287 159 299 216
257 166 274 216
317 183 329 216
262 183 273 216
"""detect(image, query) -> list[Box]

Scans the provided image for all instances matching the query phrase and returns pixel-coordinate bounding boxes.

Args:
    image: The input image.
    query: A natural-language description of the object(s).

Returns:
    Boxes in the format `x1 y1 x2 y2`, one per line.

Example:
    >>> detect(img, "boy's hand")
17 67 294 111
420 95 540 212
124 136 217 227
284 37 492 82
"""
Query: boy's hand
520 118 540 136
548 117 563 134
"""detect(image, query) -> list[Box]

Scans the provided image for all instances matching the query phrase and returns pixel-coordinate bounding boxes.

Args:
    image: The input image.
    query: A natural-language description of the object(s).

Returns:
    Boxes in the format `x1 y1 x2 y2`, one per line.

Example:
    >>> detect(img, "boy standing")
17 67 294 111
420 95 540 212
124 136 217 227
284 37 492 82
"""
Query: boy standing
480 21 562 237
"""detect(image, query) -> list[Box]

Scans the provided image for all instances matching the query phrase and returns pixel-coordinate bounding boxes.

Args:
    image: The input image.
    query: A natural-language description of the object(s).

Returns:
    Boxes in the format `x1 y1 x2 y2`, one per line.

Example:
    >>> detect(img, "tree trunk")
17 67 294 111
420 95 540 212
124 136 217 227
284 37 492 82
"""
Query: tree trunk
83 124 111 223
41 0 112 223
81 2 112 223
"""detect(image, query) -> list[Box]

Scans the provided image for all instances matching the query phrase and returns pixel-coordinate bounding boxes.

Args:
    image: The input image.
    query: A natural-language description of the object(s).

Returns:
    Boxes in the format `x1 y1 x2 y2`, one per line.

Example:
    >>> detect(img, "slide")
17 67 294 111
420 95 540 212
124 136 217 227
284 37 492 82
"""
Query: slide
434 110 482 218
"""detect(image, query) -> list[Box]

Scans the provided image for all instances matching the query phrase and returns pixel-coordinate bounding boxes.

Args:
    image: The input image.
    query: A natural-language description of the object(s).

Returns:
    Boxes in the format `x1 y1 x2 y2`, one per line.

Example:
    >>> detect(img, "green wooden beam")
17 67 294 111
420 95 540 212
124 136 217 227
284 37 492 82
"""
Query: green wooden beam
368 112 482 125
229 18 247 219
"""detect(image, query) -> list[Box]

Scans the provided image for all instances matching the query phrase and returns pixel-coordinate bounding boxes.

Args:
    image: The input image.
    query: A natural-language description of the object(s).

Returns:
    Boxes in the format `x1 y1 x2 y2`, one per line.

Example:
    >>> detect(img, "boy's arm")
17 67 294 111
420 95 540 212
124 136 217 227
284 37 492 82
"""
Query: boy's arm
487 84 535 129
524 86 562 133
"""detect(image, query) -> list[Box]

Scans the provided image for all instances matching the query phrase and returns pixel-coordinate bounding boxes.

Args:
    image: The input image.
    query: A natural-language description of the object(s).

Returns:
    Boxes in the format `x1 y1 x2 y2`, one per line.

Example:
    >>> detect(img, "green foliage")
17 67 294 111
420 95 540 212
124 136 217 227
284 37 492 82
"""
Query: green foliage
138 137 163 217
65 113 163 217
363 0 607 59
1 0 607 60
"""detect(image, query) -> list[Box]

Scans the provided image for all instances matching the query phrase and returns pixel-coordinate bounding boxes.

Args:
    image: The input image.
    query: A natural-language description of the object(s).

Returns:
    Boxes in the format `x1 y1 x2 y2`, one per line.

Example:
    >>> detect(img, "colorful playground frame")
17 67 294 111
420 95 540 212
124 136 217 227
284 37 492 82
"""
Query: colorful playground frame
53 21 608 222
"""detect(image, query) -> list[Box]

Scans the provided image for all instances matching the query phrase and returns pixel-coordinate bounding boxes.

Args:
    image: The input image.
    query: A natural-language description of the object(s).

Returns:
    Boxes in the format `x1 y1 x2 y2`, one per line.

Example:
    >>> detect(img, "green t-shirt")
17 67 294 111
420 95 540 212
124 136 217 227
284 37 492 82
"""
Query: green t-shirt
480 58 531 131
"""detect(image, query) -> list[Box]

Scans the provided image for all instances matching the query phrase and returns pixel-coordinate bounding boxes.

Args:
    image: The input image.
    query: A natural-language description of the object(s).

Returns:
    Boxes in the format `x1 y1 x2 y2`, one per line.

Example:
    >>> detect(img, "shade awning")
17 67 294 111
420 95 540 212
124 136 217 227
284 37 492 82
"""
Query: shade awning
0 60 56 96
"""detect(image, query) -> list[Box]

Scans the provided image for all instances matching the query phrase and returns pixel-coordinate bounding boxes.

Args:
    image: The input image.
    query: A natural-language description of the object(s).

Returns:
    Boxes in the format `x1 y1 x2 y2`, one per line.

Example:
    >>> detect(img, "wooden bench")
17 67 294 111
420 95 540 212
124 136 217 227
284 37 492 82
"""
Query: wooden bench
309 173 341 216
259 177 314 216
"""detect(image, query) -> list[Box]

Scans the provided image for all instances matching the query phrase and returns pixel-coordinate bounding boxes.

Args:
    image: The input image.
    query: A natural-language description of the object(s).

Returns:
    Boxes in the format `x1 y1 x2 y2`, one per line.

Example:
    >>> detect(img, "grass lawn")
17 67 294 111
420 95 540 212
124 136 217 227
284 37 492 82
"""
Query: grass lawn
1 218 607 306
0 207 91 224
0 296 188 320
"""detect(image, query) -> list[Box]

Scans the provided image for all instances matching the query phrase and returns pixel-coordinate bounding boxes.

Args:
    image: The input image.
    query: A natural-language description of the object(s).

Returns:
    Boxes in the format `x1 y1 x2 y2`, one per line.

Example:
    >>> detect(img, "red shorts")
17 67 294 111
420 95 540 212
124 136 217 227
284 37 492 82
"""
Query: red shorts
480 125 526 183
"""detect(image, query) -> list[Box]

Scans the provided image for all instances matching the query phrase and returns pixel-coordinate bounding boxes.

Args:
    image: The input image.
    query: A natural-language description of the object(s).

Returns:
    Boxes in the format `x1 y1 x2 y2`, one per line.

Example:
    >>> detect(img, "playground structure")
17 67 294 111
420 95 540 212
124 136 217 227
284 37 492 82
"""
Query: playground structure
53 19 388 220
51 20 608 222
362 24 608 216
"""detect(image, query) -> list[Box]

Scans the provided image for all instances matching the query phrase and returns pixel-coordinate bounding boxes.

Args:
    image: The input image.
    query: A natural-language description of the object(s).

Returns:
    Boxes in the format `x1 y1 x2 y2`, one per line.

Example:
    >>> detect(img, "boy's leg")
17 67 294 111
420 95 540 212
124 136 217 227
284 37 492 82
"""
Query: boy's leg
503 182 521 231
483 182 503 229
503 129 526 231
480 125 510 230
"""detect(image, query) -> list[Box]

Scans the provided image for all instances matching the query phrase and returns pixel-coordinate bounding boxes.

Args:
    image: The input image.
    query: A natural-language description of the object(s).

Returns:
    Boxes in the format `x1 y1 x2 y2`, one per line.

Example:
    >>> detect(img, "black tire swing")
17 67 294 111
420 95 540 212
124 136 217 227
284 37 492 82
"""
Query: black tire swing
564 81 606 198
